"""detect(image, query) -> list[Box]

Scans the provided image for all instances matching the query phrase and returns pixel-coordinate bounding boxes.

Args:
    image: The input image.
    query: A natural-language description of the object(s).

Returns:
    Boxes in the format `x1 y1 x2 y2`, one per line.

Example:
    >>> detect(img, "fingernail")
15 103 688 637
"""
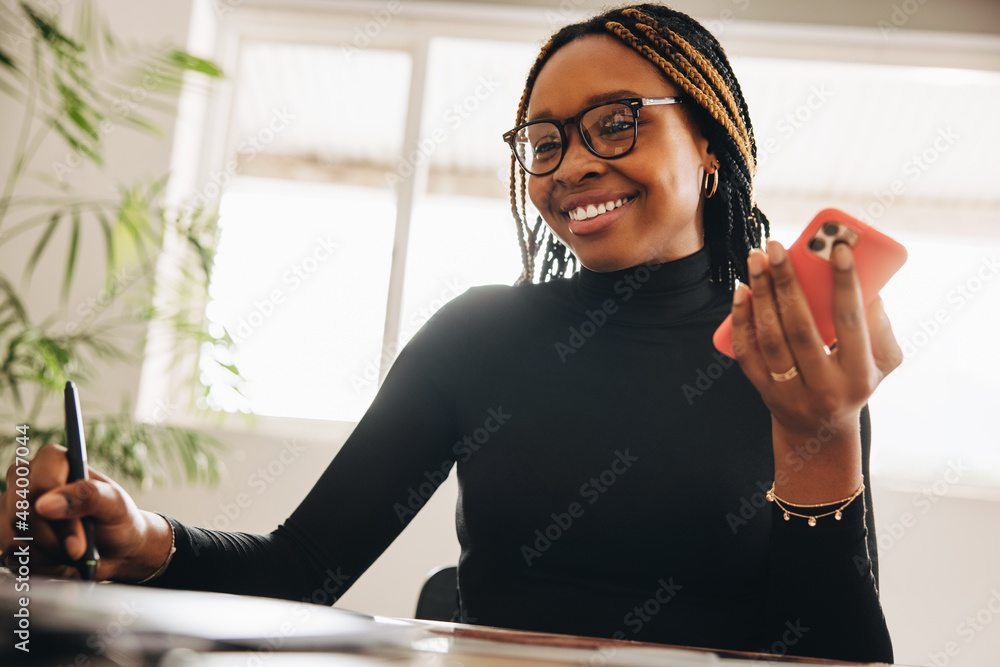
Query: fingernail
732 284 747 305
832 242 853 270
748 250 765 277
36 493 70 518
766 240 787 266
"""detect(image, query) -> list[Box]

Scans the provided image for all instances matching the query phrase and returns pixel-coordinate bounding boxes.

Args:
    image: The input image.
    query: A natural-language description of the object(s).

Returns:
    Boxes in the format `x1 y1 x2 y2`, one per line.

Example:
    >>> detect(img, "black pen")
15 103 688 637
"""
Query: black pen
64 381 98 581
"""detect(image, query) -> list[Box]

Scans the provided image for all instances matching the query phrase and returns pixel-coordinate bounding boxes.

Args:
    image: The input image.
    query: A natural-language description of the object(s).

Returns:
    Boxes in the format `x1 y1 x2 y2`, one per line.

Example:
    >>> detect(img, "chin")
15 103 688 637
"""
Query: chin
572 250 638 273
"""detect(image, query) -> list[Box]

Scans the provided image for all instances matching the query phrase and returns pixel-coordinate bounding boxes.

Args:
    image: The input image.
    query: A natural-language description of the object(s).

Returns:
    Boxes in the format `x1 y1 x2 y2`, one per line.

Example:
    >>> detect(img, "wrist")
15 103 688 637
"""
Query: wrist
120 511 175 582
771 413 863 504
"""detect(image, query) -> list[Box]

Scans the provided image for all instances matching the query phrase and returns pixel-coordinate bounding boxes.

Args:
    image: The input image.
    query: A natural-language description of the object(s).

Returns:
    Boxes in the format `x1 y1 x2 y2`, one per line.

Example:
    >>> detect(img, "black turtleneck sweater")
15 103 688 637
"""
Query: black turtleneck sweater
151 249 892 663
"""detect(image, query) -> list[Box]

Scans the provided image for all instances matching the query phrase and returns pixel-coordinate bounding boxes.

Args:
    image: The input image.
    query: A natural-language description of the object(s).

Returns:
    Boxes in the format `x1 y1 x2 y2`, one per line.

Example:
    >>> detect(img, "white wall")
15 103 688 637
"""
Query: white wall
2 2 998 666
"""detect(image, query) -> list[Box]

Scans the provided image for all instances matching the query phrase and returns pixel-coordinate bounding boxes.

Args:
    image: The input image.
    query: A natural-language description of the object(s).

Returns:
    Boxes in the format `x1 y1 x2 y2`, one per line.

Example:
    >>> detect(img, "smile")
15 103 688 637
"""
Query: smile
566 196 635 221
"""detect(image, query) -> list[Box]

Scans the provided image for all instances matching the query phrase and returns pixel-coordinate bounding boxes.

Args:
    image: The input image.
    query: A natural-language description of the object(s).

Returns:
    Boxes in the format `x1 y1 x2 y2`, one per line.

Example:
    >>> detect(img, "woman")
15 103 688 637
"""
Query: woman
1 4 901 662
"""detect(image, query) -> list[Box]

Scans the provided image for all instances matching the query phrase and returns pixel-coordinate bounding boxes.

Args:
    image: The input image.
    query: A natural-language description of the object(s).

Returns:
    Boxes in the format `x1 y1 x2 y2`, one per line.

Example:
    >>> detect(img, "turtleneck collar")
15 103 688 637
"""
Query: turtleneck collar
570 247 723 326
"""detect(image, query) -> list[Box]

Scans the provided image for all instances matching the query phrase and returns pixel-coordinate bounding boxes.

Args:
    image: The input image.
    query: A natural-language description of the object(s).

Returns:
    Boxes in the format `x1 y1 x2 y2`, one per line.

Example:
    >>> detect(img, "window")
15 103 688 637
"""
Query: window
197 35 536 422
150 6 998 486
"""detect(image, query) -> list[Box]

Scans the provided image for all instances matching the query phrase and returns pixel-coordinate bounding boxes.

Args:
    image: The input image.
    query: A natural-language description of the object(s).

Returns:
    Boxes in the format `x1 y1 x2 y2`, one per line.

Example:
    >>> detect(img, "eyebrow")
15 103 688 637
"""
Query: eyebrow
528 89 641 122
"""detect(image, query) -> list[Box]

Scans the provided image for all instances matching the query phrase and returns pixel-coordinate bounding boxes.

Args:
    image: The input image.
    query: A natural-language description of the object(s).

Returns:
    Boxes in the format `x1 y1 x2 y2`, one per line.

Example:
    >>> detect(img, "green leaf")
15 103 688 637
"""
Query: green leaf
62 209 81 302
51 119 103 166
166 49 224 78
21 4 79 51
0 47 15 70
23 213 61 283
96 212 115 285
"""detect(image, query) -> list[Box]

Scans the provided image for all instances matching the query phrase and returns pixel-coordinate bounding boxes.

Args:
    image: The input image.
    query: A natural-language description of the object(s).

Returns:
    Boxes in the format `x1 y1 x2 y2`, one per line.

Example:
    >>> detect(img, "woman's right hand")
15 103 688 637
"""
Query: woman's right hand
0 444 173 582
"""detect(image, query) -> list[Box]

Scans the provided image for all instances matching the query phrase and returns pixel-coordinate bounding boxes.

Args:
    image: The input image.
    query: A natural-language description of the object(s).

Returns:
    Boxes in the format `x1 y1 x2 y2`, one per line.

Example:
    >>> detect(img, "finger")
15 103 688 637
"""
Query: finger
746 249 798 377
866 297 904 376
764 240 829 375
36 479 120 521
830 243 873 374
730 283 769 384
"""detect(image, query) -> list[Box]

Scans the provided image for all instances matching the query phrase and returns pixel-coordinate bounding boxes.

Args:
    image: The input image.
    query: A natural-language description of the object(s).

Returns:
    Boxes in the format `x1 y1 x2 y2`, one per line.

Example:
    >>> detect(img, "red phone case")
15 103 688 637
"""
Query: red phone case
713 208 907 358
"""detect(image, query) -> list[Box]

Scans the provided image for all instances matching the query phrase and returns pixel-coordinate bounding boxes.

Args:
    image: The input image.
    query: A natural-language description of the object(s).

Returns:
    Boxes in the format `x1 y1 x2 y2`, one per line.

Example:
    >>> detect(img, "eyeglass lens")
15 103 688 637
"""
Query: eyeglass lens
514 102 637 174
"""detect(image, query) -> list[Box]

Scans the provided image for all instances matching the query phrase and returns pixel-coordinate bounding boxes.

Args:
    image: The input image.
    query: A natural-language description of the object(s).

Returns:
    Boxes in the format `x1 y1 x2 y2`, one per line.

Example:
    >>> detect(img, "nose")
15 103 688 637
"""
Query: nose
551 125 603 186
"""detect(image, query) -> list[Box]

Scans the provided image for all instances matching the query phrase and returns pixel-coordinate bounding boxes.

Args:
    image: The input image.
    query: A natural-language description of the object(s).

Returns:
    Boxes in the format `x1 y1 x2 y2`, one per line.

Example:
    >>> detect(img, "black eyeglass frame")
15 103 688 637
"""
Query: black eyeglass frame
502 96 685 176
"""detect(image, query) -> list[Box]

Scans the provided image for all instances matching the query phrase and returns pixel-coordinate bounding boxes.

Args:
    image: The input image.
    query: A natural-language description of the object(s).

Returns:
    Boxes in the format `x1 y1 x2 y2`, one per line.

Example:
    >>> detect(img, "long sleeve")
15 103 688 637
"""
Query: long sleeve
144 249 895 664
148 291 472 601
764 406 893 663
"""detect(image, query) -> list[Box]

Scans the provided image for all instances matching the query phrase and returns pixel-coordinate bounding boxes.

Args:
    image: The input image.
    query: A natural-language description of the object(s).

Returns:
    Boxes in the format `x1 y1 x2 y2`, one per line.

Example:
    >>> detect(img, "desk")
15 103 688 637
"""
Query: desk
2 579 906 666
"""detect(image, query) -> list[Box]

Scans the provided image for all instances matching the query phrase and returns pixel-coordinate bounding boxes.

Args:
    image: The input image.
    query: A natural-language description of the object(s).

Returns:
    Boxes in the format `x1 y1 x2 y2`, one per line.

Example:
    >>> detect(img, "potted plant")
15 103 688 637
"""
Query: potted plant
0 1 244 492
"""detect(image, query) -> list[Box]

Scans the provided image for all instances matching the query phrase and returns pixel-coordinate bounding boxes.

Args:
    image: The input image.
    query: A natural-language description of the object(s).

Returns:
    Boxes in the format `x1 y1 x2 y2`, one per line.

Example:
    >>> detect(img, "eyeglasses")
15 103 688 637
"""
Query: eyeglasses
502 97 685 176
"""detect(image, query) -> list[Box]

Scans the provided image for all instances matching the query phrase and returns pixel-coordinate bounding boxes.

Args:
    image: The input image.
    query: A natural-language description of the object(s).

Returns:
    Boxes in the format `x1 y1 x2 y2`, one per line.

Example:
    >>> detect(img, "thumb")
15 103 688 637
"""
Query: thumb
35 479 114 520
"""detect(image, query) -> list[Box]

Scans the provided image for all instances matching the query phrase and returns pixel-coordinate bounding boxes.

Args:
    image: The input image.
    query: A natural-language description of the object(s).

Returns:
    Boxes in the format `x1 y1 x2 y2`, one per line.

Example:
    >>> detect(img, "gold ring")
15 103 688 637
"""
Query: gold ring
770 366 799 382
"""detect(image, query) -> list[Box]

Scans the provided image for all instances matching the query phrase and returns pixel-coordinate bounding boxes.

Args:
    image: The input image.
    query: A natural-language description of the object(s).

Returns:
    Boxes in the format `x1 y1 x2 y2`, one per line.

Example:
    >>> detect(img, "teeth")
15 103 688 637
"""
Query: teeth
568 197 630 221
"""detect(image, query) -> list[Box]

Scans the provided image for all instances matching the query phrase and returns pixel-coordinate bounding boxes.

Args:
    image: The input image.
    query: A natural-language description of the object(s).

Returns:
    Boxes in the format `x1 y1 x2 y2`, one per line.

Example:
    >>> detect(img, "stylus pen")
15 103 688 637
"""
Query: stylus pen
64 381 98 581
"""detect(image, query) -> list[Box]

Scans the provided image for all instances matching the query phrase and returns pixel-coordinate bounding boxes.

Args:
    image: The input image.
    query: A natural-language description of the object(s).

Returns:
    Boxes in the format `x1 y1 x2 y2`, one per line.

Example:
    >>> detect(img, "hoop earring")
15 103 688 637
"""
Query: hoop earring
703 169 719 199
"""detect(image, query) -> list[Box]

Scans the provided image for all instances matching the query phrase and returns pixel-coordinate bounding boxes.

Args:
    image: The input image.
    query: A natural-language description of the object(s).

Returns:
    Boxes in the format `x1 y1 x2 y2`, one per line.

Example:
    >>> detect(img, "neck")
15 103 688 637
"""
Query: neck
571 247 721 326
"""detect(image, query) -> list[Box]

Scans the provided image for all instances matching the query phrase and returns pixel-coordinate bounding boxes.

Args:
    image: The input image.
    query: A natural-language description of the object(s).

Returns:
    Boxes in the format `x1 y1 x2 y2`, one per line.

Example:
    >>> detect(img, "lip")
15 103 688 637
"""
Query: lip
558 192 637 236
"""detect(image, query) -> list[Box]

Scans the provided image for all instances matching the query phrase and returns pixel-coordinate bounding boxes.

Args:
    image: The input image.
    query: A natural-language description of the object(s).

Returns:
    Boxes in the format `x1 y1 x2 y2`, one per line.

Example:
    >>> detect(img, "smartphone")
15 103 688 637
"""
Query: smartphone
713 208 907 358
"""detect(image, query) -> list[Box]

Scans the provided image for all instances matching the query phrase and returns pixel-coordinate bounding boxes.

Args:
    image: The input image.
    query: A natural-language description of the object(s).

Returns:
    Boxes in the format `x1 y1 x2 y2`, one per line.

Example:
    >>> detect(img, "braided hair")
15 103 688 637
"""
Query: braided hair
509 3 769 288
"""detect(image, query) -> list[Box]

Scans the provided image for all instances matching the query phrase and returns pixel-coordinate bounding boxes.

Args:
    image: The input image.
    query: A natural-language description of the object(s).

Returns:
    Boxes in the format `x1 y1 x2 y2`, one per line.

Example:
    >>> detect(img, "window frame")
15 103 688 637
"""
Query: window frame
135 1 1000 446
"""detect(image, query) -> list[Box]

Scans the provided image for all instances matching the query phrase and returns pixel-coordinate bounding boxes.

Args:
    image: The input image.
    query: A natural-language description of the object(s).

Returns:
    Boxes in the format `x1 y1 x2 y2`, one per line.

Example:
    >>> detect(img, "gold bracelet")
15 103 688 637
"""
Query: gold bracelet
137 513 176 584
766 483 864 527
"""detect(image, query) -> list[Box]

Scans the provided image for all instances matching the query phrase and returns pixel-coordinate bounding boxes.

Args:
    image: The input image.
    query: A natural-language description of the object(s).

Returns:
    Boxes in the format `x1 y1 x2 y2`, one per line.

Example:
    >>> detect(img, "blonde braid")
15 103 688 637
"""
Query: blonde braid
509 158 531 286
605 21 752 171
625 8 751 153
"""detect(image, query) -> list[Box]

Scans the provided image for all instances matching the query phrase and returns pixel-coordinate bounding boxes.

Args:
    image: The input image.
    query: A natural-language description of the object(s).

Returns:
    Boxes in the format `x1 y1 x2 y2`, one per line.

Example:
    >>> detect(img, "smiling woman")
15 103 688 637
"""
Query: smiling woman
522 35 717 271
1 3 928 666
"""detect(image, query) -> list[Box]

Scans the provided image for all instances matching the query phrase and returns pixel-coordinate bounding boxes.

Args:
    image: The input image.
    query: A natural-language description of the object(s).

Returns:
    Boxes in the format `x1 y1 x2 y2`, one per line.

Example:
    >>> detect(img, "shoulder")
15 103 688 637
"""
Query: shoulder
408 279 575 351
441 279 574 319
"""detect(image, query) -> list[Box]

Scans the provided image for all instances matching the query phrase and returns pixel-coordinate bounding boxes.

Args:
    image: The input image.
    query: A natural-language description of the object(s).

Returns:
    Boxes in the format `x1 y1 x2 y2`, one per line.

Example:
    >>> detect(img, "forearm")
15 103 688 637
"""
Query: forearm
765 498 892 663
141 518 340 603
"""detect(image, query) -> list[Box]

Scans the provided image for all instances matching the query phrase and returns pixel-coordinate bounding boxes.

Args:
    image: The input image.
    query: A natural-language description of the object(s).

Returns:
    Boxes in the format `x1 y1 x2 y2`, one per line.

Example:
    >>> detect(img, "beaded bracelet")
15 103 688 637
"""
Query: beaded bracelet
766 483 864 527
137 513 176 584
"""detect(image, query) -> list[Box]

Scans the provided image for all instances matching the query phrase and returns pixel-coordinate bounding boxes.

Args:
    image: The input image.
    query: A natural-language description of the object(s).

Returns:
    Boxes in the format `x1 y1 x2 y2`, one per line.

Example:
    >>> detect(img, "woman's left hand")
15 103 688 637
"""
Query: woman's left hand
730 240 903 503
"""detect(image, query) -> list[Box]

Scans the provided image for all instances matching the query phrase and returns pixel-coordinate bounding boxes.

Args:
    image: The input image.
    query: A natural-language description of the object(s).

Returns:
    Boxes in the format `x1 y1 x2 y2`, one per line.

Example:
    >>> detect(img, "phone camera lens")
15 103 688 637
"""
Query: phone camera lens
808 238 826 252
822 222 839 236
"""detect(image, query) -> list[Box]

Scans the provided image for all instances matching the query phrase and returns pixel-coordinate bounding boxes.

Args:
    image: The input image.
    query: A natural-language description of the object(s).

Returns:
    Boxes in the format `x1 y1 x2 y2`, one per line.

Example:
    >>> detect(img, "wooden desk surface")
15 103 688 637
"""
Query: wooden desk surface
0 579 904 667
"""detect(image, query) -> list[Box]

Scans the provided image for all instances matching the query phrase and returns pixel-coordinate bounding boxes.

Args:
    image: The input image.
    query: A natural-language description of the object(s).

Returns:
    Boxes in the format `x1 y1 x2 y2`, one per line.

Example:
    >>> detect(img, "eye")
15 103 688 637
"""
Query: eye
532 139 561 159
525 126 562 160
597 112 634 137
